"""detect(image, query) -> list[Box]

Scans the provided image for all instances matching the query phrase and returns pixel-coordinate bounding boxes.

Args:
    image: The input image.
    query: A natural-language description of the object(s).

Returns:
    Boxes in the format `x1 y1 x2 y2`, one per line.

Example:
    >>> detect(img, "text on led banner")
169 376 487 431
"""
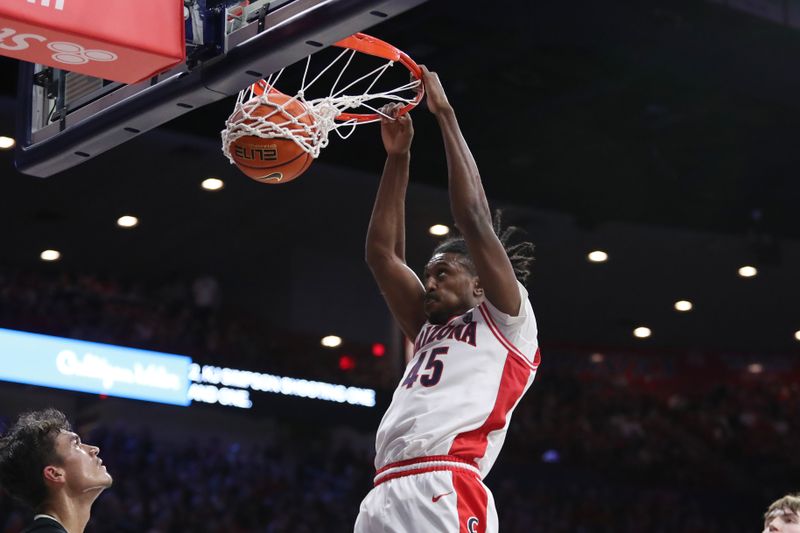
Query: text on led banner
188 364 376 409
0 328 191 405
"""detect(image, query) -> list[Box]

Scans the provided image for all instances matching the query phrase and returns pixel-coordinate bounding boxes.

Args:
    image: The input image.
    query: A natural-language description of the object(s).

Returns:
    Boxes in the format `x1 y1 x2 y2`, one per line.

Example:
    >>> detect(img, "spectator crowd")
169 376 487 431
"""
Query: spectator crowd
1 266 796 531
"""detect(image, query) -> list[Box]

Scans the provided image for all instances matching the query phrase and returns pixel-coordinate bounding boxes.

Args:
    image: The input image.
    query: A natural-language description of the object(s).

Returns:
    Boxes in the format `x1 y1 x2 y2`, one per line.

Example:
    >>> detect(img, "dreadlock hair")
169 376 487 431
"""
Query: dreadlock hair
432 210 535 286
0 408 71 510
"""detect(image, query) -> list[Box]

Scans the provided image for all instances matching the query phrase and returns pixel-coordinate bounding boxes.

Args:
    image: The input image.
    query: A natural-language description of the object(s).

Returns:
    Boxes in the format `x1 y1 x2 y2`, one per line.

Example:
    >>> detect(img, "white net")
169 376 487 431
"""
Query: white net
221 46 421 163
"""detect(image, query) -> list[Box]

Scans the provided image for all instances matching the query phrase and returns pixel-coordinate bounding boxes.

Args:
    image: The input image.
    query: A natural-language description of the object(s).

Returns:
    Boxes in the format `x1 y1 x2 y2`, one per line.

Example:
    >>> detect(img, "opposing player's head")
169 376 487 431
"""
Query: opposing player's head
764 494 800 533
423 212 535 324
0 408 112 512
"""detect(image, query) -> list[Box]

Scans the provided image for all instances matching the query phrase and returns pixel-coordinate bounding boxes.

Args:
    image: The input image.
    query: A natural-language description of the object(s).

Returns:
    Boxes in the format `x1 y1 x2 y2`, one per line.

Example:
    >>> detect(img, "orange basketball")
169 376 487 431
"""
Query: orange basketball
228 92 315 184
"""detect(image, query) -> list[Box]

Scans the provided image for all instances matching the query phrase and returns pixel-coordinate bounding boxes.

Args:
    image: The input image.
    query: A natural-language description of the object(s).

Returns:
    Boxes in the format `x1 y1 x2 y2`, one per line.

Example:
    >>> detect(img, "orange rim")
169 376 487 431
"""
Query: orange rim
331 32 423 122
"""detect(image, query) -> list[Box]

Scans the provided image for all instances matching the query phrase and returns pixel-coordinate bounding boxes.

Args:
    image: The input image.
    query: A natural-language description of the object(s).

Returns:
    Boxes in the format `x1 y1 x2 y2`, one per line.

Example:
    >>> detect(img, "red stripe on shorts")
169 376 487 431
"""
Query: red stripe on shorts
453 470 488 533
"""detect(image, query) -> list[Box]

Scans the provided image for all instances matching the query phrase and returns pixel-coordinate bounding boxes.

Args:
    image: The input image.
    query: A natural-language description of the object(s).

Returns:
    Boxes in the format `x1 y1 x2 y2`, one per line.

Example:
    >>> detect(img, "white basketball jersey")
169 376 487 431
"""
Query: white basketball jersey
374 282 540 478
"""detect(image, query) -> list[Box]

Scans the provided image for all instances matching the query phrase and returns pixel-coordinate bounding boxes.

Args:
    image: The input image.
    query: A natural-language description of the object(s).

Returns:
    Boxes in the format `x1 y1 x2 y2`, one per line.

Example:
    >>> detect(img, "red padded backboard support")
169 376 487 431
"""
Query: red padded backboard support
0 0 185 84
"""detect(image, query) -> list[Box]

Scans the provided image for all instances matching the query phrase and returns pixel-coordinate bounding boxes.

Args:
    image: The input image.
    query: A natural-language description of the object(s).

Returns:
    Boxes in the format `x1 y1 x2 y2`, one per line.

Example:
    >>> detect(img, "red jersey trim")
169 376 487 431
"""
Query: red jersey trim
477 303 539 369
447 350 532 464
375 455 477 475
374 456 481 487
373 464 480 487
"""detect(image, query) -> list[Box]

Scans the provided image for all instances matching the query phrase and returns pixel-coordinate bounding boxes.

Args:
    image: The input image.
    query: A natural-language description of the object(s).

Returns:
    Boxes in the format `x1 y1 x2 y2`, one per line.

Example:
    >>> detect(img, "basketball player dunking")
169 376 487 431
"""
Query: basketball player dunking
355 66 539 533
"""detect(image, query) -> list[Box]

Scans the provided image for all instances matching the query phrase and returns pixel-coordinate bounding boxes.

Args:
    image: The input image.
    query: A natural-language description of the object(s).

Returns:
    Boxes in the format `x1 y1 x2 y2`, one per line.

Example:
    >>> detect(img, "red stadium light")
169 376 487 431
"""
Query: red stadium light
372 343 386 357
339 355 356 371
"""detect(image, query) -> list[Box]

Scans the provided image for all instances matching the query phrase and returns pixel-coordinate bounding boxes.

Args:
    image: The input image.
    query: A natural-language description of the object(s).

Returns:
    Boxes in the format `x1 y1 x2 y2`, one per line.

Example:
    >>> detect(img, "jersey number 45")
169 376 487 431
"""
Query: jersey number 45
402 347 448 389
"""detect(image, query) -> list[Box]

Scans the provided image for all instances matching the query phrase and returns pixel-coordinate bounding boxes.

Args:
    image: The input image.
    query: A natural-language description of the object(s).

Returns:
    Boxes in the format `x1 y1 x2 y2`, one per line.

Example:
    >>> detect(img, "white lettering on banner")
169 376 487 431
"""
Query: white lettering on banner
346 387 375 406
188 383 252 409
56 350 182 391
27 0 66 11
0 27 116 65
188 363 376 408
188 363 201 382
47 42 117 65
201 364 222 384
188 383 218 403
0 28 46 51
218 387 252 408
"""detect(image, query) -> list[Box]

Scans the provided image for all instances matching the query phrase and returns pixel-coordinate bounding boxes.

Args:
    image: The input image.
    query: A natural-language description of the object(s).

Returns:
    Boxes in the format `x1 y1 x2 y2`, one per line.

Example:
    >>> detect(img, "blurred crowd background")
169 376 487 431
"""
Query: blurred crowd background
1 267 797 532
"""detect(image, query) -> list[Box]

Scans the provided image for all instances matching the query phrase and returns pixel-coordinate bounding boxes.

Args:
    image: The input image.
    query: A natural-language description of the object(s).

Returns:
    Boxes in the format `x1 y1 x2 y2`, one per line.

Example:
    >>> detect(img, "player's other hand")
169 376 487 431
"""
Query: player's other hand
379 102 414 155
420 65 452 116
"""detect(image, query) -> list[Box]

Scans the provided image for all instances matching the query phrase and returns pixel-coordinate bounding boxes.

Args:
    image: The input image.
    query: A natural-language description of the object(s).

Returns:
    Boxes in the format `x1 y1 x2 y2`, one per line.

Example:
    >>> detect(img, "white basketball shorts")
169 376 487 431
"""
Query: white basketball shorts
354 456 498 533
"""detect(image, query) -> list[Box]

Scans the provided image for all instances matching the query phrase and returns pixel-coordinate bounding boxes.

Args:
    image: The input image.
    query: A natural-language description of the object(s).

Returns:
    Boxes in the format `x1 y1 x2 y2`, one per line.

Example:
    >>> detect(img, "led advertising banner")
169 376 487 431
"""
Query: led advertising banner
188 364 376 409
0 328 376 409
0 328 191 406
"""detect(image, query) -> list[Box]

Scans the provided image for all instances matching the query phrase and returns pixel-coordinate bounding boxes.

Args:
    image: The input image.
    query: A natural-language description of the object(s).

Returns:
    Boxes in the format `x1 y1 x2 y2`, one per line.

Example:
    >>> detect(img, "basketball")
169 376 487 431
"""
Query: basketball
227 91 315 184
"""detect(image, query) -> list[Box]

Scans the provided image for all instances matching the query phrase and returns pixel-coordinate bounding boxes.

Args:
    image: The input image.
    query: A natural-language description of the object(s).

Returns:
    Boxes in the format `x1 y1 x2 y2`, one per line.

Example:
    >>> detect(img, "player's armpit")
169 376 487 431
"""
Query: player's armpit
457 216 521 317
367 255 427 343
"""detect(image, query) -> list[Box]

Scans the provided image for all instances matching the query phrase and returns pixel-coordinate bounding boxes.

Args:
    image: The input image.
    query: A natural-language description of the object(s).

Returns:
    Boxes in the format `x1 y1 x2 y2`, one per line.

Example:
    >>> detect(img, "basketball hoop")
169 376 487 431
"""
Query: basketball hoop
221 32 423 167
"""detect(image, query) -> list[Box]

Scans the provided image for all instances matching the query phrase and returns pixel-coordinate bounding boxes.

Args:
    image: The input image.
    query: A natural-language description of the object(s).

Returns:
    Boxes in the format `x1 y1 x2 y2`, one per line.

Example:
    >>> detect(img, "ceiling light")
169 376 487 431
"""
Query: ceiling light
590 353 604 363
674 300 693 312
117 215 138 228
202 178 224 191
633 326 651 339
794 330 800 342
587 250 608 263
738 265 757 278
0 136 15 149
321 335 342 348
429 224 450 236
747 363 763 374
40 249 61 262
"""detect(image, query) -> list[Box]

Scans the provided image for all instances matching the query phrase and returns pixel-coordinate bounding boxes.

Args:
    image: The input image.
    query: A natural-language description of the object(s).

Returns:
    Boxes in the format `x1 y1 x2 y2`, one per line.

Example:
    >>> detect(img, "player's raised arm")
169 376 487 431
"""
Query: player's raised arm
421 66 521 316
365 103 427 344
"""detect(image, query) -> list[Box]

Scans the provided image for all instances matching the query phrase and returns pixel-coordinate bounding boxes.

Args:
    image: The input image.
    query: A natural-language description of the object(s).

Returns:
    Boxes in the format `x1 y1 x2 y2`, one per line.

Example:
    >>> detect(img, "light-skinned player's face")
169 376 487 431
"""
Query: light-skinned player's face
764 510 800 533
423 253 481 324
45 430 113 496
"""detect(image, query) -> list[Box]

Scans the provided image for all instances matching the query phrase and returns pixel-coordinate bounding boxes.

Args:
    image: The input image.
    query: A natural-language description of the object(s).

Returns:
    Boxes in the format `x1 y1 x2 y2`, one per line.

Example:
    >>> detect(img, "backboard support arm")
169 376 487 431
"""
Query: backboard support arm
15 0 428 177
